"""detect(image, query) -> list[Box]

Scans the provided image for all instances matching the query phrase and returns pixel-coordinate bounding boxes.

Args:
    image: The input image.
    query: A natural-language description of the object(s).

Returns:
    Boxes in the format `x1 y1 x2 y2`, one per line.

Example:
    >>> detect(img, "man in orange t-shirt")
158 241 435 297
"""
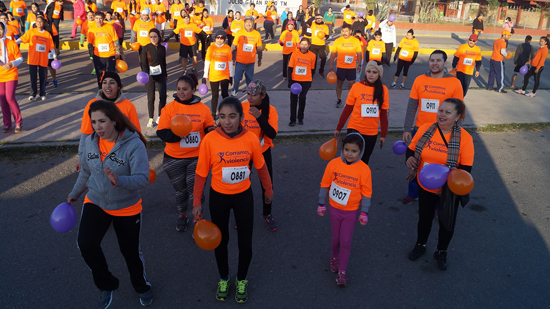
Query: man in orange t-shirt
231 15 262 95
329 24 362 108
87 11 120 88
452 34 482 96
165 12 204 74
487 30 511 93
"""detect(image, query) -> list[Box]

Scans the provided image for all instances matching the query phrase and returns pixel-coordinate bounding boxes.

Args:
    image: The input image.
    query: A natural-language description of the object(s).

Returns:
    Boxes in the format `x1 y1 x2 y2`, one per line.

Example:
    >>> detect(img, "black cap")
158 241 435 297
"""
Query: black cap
100 71 122 88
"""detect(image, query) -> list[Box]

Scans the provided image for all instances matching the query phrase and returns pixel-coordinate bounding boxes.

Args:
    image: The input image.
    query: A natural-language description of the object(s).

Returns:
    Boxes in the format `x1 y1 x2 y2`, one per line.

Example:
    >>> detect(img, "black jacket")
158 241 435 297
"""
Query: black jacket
472 18 483 31
140 43 167 78
352 20 367 36
46 2 64 21
296 9 305 23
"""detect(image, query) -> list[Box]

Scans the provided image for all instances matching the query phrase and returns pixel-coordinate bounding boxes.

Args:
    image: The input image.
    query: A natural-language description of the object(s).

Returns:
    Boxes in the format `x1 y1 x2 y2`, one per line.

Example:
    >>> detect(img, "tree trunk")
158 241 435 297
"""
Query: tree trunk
538 8 545 30
413 0 421 23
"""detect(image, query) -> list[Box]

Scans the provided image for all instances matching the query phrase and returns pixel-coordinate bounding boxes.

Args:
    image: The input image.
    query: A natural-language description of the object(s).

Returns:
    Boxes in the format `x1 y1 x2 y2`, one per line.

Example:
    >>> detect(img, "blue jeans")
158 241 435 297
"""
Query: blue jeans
408 127 419 198
233 62 254 93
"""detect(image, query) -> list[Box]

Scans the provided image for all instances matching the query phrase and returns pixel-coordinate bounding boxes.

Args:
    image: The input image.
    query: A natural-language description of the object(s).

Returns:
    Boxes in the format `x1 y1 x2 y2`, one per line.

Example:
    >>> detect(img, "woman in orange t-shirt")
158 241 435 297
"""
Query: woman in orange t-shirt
0 21 24 133
192 97 273 303
127 0 140 30
405 98 474 270
156 74 215 232
67 100 153 307
197 9 213 60
204 30 232 116
86 0 98 13
335 61 388 165
264 5 277 40
517 36 549 97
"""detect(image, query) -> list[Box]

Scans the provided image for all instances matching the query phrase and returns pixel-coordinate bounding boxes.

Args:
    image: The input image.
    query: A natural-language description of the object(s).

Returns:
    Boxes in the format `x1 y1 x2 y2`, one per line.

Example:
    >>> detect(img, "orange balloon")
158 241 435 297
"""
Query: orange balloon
449 69 456 76
116 60 128 73
447 169 474 195
76 18 83 25
194 219 222 250
316 31 325 39
169 21 175 28
326 72 337 84
170 114 193 137
149 168 156 183
319 138 337 161
504 52 513 60
259 13 264 18
131 42 141 51
298 29 302 34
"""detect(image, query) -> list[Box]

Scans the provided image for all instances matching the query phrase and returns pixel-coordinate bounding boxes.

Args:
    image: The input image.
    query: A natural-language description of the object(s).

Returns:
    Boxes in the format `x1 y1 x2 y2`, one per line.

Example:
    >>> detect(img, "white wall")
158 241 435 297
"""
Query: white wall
209 0 303 17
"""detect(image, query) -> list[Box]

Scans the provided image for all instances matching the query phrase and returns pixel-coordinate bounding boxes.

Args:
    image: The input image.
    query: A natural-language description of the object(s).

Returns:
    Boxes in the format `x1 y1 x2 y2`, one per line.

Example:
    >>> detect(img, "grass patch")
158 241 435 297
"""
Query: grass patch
474 122 550 133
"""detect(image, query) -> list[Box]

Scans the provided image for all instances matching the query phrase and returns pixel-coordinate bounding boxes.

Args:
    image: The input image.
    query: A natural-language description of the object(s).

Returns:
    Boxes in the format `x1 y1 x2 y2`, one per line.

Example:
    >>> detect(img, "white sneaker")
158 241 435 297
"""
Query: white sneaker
400 83 405 88
40 96 46 101
156 116 160 124
390 82 396 88
231 90 237 97
28 96 36 101
525 92 536 97
515 89 525 95
147 118 155 128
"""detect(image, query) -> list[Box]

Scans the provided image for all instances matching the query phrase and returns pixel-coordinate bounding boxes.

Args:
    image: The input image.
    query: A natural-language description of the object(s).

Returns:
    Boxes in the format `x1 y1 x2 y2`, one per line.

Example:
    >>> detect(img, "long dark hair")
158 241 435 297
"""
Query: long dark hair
372 78 384 108
88 100 147 146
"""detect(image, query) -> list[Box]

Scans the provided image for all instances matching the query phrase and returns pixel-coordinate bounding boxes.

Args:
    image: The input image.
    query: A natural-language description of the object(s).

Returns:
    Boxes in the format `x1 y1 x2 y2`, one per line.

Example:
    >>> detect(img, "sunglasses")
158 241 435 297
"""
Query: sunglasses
216 36 225 39
469 39 476 42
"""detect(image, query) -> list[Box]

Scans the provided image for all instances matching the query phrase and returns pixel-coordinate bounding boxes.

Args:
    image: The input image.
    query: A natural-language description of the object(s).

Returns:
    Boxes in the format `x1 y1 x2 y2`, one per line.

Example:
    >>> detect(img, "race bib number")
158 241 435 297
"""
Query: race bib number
184 30 192 37
400 49 409 57
372 48 380 55
306 28 312 34
131 11 136 15
117 8 123 13
295 66 307 75
344 55 354 64
149 64 162 75
203 26 210 32
421 99 439 113
174 11 180 16
53 10 60 15
243 43 254 52
222 166 250 184
35 44 46 53
314 30 320 37
16 8 23 13
361 104 379 117
346 14 351 19
98 43 110 52
329 181 351 206
179 131 200 147
48 51 55 59
139 30 148 37
285 40 293 47
214 61 227 71
463 58 473 65
232 28 240 33
156 11 161 15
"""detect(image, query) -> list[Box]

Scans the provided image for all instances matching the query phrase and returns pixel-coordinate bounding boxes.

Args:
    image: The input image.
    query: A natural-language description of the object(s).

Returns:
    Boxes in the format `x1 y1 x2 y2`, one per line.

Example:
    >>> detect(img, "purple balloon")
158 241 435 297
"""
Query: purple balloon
291 83 302 95
137 72 149 84
392 140 407 155
358 11 364 18
388 14 396 22
198 83 208 95
51 60 62 70
519 65 529 75
50 202 77 233
162 42 168 51
419 164 450 190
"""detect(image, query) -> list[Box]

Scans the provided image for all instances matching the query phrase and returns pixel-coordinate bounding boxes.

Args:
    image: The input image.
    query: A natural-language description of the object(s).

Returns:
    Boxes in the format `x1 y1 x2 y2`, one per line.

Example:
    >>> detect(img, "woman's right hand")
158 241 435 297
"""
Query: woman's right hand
75 161 81 172
67 195 78 203
406 156 418 170
333 130 340 139
192 205 202 220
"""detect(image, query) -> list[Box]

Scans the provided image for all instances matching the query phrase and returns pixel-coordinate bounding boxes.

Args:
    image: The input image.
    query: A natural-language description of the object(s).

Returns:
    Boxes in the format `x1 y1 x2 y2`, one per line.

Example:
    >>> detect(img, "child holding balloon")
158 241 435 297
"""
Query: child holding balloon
157 73 215 232
318 132 372 287
67 100 153 308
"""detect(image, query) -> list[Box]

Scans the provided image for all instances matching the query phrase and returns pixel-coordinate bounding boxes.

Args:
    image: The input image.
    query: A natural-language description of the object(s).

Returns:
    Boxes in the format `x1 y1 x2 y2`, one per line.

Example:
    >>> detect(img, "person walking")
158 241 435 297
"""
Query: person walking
141 28 167 128
516 36 548 97
152 0 166 37
329 24 362 108
231 15 262 95
472 13 484 38
71 0 86 38
45 0 62 36
365 10 375 39
192 97 273 304
263 5 277 41
502 17 513 47
365 30 385 65
511 35 534 89
280 11 295 33
342 5 355 28
164 10 204 75
168 0 182 40
0 20 24 133
323 7 334 37
309 12 328 77
221 10 233 46
131 8 155 61
486 30 511 93
452 34 482 96
80 10 95 74
379 16 396 66
203 30 233 117
0 13 19 40
406 98 474 271
278 19 298 81
287 37 315 126
295 5 305 31
9 0 26 35
391 29 419 88
24 2 40 32
197 9 213 60
68 100 153 308
156 73 216 232
87 11 120 88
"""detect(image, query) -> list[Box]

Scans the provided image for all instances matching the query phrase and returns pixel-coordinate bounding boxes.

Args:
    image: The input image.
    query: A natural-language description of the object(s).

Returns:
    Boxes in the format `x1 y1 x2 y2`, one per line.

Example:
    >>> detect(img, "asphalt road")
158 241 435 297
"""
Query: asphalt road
1 131 549 308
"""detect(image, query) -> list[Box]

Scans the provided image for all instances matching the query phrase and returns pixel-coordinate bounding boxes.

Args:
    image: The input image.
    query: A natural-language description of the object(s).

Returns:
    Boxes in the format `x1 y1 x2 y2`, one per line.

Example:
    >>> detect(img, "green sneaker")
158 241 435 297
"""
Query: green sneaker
216 278 230 301
91 69 96 75
235 278 248 303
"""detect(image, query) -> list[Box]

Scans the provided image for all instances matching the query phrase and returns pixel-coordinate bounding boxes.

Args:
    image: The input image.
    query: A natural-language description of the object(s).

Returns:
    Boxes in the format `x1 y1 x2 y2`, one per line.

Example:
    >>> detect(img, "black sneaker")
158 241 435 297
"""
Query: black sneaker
139 289 153 306
297 120 304 125
263 214 277 231
288 121 296 127
495 89 508 94
408 243 426 260
335 99 343 108
176 215 189 232
98 290 113 309
433 250 448 270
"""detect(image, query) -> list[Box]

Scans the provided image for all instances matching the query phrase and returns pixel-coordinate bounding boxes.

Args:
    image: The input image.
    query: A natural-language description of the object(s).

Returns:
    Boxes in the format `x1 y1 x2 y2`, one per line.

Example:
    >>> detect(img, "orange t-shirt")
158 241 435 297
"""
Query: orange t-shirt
170 4 184 21
234 29 262 64
141 3 154 19
454 43 482 75
279 30 299 55
87 2 98 13
205 44 232 82
342 9 356 25
52 2 63 19
241 102 279 153
111 0 127 17
245 9 258 19
10 0 27 17
133 19 155 46
9 20 20 30
346 83 389 135
26 11 38 26
81 98 142 134
288 50 316 82
195 129 266 195
397 37 419 61
230 19 244 34
0 39 22 82
320 157 372 211
157 100 215 158
310 23 329 46
531 45 548 69
153 3 166 23
366 39 386 62
490 38 507 61
265 10 276 22
19 28 55 67
175 21 202 46
193 5 204 16
332 36 362 69
5 24 20 41
88 23 119 57
410 74 464 128
201 17 214 34
81 20 95 41
408 123 475 193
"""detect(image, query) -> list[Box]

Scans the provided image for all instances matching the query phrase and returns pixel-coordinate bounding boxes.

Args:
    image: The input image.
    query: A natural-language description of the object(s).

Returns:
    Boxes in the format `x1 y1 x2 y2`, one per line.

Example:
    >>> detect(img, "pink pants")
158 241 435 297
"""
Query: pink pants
72 20 81 37
0 80 22 128
329 205 358 272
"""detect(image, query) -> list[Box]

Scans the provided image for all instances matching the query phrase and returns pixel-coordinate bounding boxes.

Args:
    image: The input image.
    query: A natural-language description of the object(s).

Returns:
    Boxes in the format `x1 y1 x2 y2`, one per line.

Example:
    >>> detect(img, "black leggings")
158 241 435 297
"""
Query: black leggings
197 32 210 60
346 129 377 165
282 53 292 78
209 79 229 116
249 147 273 216
395 59 412 77
209 187 254 280
290 80 311 122
416 186 458 251
264 20 275 40
385 43 394 66
145 75 167 119
522 66 544 93
309 44 327 75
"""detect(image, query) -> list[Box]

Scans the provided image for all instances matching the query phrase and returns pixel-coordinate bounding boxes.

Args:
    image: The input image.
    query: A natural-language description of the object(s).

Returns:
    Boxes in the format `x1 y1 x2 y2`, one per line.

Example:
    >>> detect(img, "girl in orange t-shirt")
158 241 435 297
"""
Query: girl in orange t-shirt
241 80 279 231
67 100 153 306
1 20 24 133
287 37 316 126
318 133 372 287
127 0 140 30
192 97 273 302
405 98 474 270
156 74 216 232
335 61 389 164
